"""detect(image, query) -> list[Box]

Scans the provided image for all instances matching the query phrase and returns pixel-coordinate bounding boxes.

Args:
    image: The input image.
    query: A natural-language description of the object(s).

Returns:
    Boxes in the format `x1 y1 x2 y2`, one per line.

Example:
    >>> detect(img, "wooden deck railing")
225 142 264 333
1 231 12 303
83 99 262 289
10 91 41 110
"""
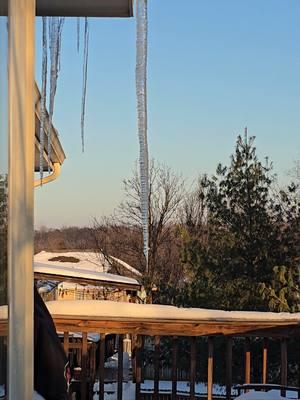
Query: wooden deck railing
50 314 300 400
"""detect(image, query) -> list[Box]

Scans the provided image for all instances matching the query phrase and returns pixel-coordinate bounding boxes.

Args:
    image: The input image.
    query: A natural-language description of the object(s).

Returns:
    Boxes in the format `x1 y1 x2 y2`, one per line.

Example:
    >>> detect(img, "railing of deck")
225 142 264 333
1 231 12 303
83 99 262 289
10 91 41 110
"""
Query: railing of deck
53 317 299 400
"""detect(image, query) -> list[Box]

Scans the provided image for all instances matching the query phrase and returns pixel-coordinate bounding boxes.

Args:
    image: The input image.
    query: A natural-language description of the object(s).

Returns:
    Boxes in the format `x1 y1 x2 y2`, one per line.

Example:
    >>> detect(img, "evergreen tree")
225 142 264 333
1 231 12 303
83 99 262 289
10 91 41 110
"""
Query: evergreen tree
259 265 300 312
259 183 300 312
181 131 298 311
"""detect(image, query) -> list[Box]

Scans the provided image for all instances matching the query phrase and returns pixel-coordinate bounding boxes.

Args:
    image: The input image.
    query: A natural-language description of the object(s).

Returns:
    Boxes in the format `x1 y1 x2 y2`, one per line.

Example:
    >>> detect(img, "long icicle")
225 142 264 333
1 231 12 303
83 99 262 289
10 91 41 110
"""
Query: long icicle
77 17 80 52
39 17 48 183
57 17 65 73
136 0 149 273
81 18 89 153
48 17 64 172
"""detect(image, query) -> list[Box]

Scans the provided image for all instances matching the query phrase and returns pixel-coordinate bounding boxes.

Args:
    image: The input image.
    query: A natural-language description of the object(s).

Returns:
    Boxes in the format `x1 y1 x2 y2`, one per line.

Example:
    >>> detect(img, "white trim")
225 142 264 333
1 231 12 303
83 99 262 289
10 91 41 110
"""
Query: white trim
8 0 35 398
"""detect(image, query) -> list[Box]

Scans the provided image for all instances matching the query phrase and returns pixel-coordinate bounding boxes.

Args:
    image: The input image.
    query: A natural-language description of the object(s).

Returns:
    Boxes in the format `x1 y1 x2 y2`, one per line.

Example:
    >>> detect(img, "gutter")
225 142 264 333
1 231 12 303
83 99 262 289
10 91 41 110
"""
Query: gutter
34 83 65 188
34 162 61 188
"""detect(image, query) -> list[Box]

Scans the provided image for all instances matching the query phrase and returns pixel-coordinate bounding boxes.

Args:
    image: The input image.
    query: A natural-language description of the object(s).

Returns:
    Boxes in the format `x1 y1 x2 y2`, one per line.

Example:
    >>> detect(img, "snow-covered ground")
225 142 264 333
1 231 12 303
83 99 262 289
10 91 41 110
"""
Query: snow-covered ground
1 350 298 400
0 382 296 400
93 352 226 398
235 390 297 399
92 381 298 400
90 354 298 400
93 380 226 400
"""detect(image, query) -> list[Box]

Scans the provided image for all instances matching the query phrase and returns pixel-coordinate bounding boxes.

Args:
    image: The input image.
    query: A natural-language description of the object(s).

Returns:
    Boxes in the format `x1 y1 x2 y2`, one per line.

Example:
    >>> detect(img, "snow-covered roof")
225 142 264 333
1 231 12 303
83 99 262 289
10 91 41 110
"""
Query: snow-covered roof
34 262 140 290
34 251 109 272
109 255 142 276
34 251 141 277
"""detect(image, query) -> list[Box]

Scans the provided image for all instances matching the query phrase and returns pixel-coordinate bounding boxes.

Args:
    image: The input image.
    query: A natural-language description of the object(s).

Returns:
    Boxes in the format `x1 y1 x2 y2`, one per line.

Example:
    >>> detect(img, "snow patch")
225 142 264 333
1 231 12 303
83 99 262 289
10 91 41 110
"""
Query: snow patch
235 390 290 399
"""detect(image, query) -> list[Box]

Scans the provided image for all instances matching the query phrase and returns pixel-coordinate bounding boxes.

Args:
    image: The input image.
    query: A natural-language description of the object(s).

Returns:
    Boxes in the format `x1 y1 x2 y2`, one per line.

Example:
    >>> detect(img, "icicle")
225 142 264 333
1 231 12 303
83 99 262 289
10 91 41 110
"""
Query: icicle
80 18 89 153
136 0 149 272
57 17 65 73
77 17 80 52
48 17 64 172
39 17 48 183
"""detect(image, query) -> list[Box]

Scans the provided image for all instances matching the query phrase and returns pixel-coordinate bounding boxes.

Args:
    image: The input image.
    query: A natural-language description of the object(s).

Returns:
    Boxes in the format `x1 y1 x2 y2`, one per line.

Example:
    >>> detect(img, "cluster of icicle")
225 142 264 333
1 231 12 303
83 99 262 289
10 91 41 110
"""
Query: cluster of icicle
39 17 89 182
39 7 149 274
136 0 149 272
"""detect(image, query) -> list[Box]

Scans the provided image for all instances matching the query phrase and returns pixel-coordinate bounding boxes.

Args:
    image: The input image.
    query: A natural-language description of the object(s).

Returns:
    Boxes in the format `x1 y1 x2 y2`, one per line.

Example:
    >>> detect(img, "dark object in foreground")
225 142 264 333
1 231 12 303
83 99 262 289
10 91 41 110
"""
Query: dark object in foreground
34 286 69 400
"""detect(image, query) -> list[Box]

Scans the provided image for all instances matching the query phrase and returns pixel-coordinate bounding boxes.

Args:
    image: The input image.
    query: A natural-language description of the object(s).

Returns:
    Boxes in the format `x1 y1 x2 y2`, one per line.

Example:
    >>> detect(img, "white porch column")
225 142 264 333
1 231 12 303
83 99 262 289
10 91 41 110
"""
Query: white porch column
8 0 35 398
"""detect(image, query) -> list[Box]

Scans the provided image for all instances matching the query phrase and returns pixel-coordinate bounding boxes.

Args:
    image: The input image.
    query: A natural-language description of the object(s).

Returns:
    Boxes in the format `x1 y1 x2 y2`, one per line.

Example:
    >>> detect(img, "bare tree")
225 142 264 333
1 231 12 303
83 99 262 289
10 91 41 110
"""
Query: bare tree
89 219 143 278
289 159 300 183
180 175 210 238
93 160 186 288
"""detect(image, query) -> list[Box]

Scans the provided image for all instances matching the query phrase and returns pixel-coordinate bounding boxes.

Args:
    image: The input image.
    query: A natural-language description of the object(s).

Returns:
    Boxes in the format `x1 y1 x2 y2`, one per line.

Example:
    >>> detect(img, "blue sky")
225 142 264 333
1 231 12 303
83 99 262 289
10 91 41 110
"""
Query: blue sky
35 0 300 228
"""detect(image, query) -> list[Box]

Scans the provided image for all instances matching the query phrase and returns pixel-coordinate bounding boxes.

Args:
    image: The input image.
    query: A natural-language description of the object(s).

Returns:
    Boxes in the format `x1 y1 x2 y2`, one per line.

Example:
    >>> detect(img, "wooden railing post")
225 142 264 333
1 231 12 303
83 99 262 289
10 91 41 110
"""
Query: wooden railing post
90 343 97 382
281 338 287 397
64 331 69 355
117 334 124 400
172 336 178 400
135 335 142 400
190 336 196 400
98 333 105 400
226 337 233 400
81 332 88 400
154 335 160 400
244 338 251 385
77 338 82 366
132 334 137 382
207 337 214 400
296 338 300 399
262 338 268 385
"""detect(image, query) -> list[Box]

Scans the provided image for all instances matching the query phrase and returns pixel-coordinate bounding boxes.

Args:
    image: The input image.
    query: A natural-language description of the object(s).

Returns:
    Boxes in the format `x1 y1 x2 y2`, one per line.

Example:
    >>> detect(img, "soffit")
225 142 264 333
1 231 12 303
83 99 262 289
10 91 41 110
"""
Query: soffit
0 0 133 17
